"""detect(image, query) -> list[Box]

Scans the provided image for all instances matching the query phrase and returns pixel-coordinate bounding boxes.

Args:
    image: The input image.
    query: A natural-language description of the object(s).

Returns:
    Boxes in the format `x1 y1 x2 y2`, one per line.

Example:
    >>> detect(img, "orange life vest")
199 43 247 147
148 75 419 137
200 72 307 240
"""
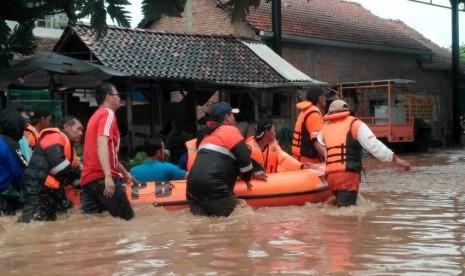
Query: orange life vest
24 124 40 150
246 136 302 173
40 128 78 189
292 101 321 160
185 138 197 171
246 136 277 173
321 112 363 174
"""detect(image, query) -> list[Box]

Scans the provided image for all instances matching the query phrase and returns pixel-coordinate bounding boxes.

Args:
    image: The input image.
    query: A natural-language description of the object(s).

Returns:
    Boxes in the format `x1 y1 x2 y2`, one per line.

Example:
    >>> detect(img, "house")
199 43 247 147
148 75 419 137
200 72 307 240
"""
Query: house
147 0 459 145
52 23 321 156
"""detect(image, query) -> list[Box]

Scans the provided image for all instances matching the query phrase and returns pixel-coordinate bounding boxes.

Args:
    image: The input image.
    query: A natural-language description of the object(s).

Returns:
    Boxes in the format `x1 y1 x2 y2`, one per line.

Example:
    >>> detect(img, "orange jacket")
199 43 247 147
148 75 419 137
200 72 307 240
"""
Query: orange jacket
292 101 322 161
246 136 302 173
185 138 197 171
40 128 78 189
24 124 40 150
321 111 363 174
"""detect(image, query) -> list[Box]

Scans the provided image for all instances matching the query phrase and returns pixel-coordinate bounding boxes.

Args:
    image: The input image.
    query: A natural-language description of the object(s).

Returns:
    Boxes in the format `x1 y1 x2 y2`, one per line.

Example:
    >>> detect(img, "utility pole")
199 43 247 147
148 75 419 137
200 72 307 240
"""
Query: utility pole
451 0 462 144
271 0 282 56
407 0 464 144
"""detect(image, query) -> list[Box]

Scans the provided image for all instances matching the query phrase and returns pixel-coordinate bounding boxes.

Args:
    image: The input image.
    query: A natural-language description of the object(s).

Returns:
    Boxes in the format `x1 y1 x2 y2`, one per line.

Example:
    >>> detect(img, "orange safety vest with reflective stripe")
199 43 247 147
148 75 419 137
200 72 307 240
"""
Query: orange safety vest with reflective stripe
292 101 321 160
40 128 78 189
24 124 40 150
185 138 197 171
321 111 363 174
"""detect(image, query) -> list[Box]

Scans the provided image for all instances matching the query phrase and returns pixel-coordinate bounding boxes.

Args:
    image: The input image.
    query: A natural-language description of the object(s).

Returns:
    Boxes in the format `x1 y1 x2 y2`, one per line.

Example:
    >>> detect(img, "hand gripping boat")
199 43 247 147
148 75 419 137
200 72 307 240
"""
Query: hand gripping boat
126 168 331 211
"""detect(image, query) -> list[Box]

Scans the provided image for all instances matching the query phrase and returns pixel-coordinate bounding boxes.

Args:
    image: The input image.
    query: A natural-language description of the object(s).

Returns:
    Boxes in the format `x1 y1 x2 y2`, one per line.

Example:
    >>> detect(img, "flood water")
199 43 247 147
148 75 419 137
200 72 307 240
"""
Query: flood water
1 148 465 275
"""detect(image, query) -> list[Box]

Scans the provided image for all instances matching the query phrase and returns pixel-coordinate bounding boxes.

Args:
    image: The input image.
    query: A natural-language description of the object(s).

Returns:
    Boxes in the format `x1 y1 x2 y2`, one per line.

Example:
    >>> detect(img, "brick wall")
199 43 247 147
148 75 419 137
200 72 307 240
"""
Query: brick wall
150 0 257 38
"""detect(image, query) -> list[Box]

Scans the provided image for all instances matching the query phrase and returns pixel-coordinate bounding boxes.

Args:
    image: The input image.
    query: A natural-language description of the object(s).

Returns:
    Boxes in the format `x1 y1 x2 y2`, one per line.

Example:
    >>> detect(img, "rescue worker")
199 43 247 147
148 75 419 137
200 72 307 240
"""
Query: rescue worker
19 116 83 222
246 118 312 173
186 102 266 217
24 109 51 150
292 86 330 164
0 106 28 216
318 100 411 207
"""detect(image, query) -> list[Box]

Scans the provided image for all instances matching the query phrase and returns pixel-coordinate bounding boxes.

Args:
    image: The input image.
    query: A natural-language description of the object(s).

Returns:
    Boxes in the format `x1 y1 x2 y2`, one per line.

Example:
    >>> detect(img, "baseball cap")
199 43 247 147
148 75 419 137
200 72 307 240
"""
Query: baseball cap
29 109 51 124
255 118 274 139
327 100 349 114
211 102 239 121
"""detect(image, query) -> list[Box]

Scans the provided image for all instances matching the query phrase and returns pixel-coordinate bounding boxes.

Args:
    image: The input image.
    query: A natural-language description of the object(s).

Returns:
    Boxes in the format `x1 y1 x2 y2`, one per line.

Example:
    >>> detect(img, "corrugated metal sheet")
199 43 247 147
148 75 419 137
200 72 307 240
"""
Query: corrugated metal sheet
242 40 323 84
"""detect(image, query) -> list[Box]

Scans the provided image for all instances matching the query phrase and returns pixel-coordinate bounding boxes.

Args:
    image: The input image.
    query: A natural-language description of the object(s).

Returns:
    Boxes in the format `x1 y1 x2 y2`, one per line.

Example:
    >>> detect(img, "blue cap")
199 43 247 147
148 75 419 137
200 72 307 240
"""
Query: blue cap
211 102 239 121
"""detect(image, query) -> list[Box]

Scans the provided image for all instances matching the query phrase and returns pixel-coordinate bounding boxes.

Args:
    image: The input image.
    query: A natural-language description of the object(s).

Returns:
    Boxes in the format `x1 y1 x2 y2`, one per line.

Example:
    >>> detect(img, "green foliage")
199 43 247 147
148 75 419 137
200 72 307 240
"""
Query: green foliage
140 0 186 27
222 0 262 23
276 123 293 153
460 43 465 60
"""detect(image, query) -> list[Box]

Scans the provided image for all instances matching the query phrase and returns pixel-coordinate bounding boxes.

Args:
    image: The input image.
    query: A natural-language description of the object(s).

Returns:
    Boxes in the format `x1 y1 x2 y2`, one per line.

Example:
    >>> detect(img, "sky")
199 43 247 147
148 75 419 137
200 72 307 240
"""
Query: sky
126 0 465 48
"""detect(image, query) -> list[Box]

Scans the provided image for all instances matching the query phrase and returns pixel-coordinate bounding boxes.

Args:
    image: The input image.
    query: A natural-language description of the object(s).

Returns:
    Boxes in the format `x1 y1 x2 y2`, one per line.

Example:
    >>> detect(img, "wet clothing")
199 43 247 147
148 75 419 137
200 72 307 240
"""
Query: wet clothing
320 111 396 207
130 160 186 182
0 106 27 216
19 128 80 222
187 124 253 217
189 195 238 217
246 137 302 173
81 107 134 220
81 177 134 221
292 101 323 163
34 186 74 221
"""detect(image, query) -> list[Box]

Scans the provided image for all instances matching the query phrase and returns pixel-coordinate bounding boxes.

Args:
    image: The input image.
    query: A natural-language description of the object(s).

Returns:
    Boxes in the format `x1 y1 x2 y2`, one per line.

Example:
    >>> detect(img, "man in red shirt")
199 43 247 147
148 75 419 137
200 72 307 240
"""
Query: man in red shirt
80 82 138 220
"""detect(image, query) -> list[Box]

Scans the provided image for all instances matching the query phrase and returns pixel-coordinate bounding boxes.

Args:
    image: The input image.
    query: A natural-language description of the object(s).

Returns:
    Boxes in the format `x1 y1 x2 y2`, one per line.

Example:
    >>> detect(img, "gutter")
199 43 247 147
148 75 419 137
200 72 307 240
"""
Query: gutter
259 31 432 56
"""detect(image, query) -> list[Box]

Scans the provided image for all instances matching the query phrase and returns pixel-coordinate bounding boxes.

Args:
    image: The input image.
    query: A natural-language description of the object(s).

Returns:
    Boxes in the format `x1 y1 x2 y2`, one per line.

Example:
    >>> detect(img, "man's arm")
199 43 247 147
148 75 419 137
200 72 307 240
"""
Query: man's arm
356 123 410 170
97 135 115 197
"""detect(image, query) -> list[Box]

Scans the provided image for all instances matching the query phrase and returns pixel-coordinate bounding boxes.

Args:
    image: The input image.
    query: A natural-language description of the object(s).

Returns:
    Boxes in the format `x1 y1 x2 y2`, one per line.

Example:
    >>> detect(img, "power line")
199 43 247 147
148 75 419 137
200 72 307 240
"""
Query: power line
407 0 465 11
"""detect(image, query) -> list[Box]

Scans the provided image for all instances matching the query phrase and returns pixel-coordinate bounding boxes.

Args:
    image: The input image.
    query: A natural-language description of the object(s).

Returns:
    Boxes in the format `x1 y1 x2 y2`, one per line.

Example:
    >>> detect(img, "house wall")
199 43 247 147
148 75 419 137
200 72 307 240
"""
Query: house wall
150 0 454 145
151 0 257 38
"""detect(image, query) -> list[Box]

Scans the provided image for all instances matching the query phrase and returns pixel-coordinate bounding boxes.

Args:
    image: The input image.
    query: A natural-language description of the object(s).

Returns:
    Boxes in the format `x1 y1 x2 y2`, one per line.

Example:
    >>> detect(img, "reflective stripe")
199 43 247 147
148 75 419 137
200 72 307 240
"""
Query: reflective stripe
50 159 71 175
239 162 253 173
199 143 236 160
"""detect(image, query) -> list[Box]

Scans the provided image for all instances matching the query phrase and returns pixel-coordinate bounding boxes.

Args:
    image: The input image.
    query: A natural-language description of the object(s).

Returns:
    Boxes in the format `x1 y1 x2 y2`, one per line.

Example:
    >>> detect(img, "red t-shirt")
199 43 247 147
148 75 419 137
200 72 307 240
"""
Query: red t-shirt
81 107 120 185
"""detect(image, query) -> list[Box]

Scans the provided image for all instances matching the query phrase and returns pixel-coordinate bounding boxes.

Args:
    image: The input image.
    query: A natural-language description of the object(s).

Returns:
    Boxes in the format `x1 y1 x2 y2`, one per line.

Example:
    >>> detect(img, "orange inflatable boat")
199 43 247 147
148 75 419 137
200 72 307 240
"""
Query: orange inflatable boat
65 169 331 211
126 168 331 211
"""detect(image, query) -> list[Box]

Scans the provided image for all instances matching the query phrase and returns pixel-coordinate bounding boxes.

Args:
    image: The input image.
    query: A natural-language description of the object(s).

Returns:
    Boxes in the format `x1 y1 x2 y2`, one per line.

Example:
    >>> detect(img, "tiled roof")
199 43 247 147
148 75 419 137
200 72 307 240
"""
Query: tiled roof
53 23 320 88
387 20 455 70
242 0 429 51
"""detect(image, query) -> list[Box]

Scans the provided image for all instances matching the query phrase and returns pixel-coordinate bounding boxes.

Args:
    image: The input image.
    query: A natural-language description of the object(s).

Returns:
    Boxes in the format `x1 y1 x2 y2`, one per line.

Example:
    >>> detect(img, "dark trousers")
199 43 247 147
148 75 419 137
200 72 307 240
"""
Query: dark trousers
81 177 134 221
189 195 238 217
0 194 21 216
34 186 73 221
334 190 358 207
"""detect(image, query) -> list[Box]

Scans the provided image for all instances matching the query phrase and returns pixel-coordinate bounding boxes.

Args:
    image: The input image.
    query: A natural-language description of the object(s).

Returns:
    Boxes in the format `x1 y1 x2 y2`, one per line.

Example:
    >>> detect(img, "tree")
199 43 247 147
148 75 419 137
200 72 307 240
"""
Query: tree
0 0 263 70
460 43 465 60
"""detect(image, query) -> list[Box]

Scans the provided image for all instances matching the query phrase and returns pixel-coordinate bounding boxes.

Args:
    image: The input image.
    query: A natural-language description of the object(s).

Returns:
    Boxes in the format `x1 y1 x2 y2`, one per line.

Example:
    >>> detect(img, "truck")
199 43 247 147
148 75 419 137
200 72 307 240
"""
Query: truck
331 79 440 151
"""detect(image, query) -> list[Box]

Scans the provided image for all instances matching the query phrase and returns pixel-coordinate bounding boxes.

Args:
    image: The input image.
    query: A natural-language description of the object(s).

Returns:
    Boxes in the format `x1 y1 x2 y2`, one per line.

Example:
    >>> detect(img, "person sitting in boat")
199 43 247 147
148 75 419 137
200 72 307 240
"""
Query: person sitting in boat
130 135 187 183
318 100 411 208
181 113 216 171
246 118 313 173
186 102 267 217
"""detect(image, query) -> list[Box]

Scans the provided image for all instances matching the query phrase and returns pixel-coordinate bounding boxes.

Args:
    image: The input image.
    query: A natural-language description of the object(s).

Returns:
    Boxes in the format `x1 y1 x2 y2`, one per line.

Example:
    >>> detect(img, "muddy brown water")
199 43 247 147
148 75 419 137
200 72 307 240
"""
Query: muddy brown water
1 149 464 275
